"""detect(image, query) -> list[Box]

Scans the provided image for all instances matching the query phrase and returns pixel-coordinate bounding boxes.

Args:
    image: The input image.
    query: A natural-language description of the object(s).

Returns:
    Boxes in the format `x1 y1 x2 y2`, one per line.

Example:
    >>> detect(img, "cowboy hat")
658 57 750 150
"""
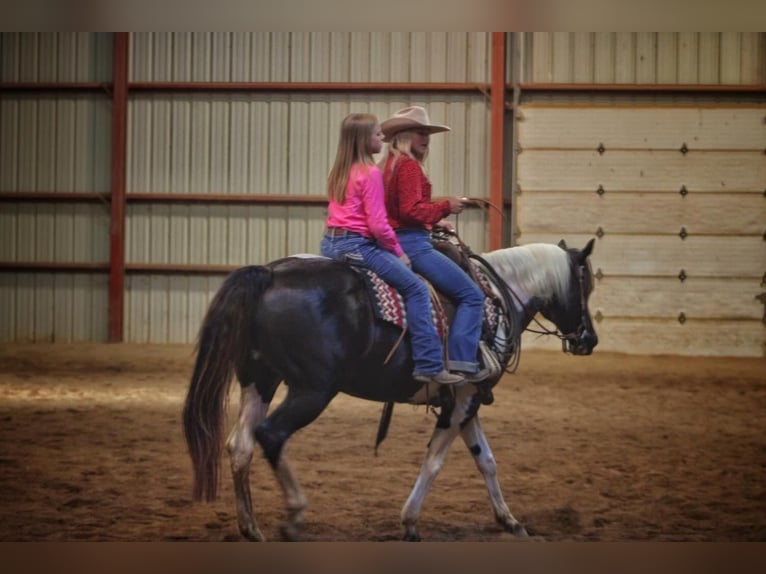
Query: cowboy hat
380 106 451 141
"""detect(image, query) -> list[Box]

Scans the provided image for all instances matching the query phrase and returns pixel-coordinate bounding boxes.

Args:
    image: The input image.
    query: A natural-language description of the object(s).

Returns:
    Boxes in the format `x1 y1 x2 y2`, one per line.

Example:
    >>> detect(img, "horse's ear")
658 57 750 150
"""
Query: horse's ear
582 237 595 258
558 239 568 250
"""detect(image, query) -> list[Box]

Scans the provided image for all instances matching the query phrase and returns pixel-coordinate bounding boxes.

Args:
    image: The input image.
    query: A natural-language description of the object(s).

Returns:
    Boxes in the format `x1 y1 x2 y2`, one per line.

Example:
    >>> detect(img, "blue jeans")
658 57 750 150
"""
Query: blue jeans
321 230 445 376
395 229 484 374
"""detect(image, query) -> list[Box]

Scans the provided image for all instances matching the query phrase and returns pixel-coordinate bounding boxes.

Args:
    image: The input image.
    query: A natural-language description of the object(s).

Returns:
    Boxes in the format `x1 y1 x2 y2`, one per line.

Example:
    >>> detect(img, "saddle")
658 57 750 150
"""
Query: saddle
351 234 514 385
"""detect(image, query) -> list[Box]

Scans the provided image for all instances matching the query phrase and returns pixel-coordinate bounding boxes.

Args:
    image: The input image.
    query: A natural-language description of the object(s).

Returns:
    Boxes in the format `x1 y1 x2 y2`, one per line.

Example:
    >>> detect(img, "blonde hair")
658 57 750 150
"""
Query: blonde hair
327 113 378 204
378 129 427 176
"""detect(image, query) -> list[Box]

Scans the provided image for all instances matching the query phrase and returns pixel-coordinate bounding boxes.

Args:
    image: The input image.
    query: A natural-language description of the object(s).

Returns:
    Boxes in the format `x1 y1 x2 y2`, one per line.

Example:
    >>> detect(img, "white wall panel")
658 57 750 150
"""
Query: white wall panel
516 105 766 357
518 107 766 151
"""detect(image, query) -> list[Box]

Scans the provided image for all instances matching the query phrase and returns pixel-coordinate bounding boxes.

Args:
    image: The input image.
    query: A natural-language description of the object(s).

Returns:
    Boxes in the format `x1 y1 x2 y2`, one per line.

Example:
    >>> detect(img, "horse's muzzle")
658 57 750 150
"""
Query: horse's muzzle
564 328 597 355
571 329 598 355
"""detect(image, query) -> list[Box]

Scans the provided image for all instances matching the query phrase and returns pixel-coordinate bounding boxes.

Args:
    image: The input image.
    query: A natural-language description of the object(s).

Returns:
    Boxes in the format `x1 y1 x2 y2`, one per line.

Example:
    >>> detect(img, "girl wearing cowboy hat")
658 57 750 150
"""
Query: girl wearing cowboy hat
379 106 488 384
321 112 464 386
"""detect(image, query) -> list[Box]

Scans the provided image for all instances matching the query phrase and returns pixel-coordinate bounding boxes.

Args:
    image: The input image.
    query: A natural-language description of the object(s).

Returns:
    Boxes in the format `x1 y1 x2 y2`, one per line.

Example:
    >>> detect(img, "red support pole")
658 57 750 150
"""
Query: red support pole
108 33 129 342
489 32 506 251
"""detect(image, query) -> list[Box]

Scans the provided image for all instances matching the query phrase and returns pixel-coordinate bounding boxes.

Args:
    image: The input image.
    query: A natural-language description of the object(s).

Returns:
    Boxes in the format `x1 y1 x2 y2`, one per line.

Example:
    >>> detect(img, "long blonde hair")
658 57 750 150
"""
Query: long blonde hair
327 113 378 204
377 130 427 177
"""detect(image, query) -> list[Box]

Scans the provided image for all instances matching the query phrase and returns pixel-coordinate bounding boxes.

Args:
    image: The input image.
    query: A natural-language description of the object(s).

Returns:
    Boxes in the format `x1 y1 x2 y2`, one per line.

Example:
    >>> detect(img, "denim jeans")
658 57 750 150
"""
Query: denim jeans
395 229 484 374
321 230 445 376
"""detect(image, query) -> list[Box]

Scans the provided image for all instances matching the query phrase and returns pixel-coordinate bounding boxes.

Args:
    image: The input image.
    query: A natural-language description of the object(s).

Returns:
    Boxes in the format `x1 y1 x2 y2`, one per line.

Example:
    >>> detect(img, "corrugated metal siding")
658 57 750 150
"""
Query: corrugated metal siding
120 32 493 342
0 272 109 342
0 94 112 192
124 93 491 341
515 105 766 357
0 32 113 82
0 33 113 342
128 33 491 83
525 33 765 84
124 92 491 259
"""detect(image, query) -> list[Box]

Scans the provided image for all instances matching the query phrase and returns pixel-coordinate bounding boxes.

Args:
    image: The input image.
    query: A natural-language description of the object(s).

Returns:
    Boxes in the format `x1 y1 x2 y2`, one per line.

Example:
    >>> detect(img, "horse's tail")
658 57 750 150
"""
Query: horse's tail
182 265 274 502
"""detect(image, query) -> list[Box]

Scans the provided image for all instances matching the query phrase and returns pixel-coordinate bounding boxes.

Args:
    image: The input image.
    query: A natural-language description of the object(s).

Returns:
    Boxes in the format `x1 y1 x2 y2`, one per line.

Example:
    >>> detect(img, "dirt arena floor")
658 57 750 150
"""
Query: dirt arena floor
0 343 763 542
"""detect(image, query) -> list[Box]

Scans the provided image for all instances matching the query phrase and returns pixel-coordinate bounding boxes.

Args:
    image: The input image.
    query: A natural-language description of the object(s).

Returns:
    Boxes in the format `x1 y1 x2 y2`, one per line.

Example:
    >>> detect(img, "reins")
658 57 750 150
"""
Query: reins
438 230 522 374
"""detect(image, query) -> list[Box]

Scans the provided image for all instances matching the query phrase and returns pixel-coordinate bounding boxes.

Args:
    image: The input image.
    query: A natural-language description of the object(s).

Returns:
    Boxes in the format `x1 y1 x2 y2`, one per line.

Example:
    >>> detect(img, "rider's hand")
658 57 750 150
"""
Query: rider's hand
435 219 455 234
447 197 465 214
399 253 411 267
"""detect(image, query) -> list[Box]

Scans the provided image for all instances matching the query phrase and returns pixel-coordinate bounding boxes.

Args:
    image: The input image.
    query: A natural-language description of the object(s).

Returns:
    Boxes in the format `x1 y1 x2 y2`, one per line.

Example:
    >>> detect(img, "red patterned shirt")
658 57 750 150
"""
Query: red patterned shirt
382 155 451 230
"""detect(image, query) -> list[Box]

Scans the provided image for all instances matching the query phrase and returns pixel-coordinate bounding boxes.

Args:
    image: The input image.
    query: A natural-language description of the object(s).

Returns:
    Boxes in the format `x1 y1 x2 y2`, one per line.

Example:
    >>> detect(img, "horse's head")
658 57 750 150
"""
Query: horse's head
540 238 598 356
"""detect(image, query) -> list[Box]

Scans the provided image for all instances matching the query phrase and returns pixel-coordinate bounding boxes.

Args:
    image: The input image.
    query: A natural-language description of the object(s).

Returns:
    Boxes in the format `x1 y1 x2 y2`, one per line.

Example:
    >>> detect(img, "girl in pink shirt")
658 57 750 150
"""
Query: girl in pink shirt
321 113 463 386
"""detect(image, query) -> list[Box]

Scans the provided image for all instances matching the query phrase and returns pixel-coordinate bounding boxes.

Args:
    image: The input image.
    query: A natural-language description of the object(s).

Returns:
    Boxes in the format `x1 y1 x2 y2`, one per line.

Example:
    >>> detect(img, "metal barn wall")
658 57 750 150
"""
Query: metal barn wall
1 32 764 355
523 33 765 84
123 32 493 342
0 33 113 342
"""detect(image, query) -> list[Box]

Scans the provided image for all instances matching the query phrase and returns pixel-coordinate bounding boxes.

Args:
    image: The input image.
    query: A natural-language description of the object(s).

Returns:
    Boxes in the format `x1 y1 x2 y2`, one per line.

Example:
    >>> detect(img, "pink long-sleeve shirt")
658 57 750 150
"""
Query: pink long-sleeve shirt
326 164 404 257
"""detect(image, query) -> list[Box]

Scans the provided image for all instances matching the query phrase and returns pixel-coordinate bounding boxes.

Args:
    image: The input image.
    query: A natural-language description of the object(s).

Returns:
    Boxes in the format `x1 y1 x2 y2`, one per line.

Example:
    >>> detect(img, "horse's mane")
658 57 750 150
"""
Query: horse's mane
481 243 571 304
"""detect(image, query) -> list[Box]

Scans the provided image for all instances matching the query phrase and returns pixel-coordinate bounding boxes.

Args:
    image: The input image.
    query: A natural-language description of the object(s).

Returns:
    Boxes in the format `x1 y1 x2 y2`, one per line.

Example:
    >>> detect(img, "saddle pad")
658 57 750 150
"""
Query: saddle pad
354 264 502 341
355 268 447 339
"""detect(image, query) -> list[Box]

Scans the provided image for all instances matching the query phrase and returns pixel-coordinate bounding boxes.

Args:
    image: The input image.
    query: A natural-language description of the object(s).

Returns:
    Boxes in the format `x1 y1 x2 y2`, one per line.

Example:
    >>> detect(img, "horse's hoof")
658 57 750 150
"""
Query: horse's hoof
280 522 304 541
240 527 266 541
402 532 421 542
511 523 528 537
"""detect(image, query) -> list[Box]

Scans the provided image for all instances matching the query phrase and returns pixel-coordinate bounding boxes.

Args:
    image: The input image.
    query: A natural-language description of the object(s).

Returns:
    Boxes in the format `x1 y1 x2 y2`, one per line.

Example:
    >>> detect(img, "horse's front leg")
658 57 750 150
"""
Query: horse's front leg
400 389 476 541
460 414 528 537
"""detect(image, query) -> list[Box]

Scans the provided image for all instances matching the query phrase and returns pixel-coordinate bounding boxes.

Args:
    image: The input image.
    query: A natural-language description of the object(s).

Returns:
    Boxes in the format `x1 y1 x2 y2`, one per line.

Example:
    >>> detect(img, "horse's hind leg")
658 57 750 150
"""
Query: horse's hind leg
460 415 528 537
226 382 271 541
254 387 336 541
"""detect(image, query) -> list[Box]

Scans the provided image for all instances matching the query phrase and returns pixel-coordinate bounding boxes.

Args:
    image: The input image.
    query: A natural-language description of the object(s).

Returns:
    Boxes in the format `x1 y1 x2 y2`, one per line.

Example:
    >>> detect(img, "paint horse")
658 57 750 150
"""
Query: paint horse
182 238 597 540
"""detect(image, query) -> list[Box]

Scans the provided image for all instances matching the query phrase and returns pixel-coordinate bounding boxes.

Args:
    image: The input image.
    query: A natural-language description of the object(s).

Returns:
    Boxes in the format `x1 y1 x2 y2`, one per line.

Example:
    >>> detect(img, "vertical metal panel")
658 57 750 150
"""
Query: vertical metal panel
1 95 111 193
0 33 112 82
0 273 14 340
1 273 108 342
656 33 678 83
635 33 657 83
614 33 636 83
720 33 742 84
139 275 219 343
552 32 571 82
698 33 721 83
0 97 19 190
572 33 593 83
740 33 764 83
309 33 331 82
593 33 615 84
526 32 764 85
128 33 492 84
677 33 699 83
349 32 371 82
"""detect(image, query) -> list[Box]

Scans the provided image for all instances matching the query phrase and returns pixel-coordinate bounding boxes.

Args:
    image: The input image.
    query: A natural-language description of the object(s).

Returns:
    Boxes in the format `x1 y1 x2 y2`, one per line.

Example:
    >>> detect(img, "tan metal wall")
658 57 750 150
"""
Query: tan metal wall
2 32 764 354
515 105 766 356
128 32 491 83
524 33 765 84
124 32 493 342
0 33 113 342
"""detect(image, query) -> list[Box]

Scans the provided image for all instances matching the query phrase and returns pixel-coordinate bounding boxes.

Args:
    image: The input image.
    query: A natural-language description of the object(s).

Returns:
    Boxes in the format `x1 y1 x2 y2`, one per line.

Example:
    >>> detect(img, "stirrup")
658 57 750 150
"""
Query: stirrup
478 341 502 380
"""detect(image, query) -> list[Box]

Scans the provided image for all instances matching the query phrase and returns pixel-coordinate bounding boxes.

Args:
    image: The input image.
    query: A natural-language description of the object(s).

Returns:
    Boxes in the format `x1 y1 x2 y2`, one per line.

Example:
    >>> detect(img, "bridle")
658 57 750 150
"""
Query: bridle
445 229 592 358
523 261 592 354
